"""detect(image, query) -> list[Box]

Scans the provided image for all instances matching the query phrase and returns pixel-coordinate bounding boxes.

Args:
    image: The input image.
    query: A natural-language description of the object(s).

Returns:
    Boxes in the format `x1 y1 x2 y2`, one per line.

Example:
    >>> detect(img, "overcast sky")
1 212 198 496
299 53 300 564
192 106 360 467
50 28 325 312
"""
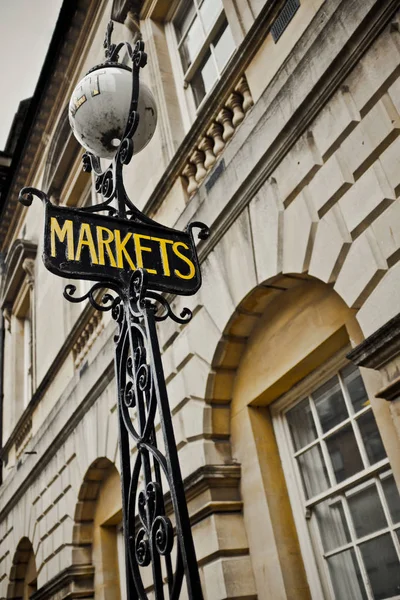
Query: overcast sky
0 0 63 151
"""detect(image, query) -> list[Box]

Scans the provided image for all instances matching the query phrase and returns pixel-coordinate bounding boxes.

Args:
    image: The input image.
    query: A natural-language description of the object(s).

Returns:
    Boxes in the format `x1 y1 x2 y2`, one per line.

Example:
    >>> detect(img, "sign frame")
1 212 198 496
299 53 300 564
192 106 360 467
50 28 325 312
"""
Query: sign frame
40 202 206 297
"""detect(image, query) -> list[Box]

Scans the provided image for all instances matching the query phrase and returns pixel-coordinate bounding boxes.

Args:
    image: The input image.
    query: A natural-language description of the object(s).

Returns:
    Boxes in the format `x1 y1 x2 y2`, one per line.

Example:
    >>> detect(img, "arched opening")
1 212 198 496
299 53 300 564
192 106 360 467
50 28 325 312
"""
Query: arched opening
7 538 37 600
206 275 400 599
74 457 123 600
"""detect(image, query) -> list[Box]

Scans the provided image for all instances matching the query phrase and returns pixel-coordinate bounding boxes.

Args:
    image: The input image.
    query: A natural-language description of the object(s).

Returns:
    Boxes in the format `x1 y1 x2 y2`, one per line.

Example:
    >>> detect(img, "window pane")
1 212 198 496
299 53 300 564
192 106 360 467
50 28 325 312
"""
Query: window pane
179 18 203 72
199 0 222 34
347 483 387 538
341 364 369 414
314 498 351 552
213 22 235 72
357 411 386 465
297 444 330 499
325 424 364 483
326 549 367 600
175 1 196 40
287 398 317 451
381 475 400 524
359 534 400 600
313 376 348 433
191 52 218 107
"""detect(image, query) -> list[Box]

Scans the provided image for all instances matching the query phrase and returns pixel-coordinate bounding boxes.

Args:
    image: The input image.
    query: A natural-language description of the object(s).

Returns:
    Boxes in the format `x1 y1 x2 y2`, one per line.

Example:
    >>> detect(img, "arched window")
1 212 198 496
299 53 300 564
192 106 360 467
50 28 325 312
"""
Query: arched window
223 278 400 599
74 458 124 600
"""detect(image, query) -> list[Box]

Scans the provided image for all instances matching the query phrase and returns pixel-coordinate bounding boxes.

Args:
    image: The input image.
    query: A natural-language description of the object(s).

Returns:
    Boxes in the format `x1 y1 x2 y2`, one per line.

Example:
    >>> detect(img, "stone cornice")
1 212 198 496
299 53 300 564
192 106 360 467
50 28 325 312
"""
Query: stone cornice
0 0 101 254
347 312 400 370
183 464 243 525
376 377 400 401
31 564 94 600
1 239 37 309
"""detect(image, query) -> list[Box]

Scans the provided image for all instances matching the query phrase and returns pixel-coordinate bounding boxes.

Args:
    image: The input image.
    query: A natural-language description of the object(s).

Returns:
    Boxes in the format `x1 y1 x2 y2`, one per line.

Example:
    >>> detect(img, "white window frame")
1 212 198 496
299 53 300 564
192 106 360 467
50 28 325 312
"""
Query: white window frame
165 0 236 128
271 350 397 600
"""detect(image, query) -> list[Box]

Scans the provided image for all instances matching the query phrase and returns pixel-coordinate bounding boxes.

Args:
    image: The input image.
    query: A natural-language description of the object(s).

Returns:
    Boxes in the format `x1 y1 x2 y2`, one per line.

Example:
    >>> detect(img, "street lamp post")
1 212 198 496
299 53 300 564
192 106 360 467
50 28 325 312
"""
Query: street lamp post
19 22 207 600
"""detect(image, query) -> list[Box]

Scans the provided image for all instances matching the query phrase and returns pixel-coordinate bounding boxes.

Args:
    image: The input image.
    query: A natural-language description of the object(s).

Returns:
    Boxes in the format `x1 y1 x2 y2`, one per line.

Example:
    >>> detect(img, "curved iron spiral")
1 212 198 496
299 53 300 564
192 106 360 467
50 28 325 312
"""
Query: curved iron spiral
63 283 119 312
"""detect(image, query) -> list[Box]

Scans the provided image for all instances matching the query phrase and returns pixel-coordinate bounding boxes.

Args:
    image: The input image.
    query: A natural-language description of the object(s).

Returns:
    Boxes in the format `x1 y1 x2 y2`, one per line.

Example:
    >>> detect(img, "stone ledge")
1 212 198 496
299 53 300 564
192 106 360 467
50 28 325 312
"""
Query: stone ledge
31 564 94 600
0 0 100 253
162 464 242 525
376 376 400 401
347 311 400 369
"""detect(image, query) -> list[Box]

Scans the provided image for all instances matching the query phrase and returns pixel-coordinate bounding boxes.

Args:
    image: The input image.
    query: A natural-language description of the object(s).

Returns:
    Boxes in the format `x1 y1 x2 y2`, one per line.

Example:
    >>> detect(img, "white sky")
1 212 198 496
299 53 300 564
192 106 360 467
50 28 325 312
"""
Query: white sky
0 0 63 151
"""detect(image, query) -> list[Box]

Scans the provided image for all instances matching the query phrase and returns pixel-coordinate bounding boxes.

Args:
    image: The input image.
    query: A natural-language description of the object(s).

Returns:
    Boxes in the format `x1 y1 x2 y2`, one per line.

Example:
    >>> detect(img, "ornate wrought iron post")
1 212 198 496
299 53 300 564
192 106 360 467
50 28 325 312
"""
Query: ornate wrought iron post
112 269 206 599
19 23 207 600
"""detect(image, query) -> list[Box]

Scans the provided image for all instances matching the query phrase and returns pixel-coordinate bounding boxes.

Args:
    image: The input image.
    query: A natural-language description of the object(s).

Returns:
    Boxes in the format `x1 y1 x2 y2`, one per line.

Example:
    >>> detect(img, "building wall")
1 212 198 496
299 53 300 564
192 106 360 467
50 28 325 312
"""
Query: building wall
1 0 400 598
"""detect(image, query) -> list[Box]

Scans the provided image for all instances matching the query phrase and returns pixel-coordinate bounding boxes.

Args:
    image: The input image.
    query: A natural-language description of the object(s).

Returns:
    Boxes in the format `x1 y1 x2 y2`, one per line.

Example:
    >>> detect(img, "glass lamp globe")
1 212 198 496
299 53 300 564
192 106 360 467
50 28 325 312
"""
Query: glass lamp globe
69 65 157 159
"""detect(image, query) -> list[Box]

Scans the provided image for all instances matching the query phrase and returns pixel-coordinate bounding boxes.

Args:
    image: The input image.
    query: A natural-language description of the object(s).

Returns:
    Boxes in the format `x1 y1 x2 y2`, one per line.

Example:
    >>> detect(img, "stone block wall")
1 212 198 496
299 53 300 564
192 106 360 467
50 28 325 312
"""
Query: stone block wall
2 0 400 599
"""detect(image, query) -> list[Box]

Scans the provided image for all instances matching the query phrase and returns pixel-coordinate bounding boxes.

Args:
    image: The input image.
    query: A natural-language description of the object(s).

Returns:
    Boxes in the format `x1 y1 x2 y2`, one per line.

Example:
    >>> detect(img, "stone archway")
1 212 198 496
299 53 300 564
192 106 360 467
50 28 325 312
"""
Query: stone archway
205 274 323 440
7 538 37 600
73 457 122 600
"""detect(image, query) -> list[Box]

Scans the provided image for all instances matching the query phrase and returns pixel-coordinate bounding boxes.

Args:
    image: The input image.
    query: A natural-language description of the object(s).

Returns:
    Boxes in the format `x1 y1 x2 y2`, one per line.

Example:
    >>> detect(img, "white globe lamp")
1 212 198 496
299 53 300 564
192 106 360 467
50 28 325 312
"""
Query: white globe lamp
69 65 157 159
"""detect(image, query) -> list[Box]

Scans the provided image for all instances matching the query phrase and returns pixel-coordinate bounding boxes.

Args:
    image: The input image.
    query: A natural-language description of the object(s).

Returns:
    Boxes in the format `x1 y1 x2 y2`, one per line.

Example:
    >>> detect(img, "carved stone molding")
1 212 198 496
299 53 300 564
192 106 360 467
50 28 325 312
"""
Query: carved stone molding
22 258 35 289
1 239 37 310
348 312 400 402
72 310 104 369
347 312 400 371
15 417 32 458
375 377 400 401
164 463 243 525
3 307 11 331
31 565 94 600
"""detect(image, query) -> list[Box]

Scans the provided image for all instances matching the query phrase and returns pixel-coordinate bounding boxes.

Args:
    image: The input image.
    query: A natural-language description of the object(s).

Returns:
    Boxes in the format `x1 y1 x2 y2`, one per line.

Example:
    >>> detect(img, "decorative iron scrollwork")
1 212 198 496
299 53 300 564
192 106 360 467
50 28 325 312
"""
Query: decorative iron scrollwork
109 268 203 599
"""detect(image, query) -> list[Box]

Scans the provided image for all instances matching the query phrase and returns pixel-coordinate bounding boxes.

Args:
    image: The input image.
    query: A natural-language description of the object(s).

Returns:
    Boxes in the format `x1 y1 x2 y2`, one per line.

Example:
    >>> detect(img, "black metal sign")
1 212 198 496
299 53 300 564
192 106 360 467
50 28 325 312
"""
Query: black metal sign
42 203 204 296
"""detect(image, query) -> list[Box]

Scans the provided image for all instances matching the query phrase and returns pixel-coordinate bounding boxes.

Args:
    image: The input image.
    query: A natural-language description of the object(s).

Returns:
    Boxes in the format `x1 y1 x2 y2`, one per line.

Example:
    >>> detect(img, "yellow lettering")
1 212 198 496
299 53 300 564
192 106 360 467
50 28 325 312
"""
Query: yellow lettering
115 230 136 270
134 234 157 274
75 223 99 264
173 242 195 280
96 226 117 267
50 218 75 260
151 237 173 276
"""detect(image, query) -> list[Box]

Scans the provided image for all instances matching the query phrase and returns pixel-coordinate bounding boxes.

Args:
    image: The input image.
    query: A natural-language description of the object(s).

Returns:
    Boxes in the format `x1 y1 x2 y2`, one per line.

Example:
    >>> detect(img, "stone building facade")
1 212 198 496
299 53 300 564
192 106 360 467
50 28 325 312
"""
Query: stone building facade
1 0 400 598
